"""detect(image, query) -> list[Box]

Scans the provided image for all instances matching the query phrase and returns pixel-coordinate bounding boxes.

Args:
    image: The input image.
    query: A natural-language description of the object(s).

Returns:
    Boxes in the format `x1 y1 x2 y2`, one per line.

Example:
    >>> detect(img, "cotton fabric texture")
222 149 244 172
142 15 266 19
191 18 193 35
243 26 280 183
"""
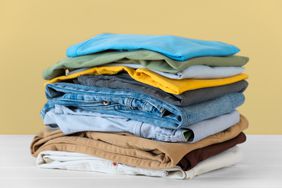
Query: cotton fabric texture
34 33 250 180
31 115 248 169
179 133 246 170
67 64 244 79
66 33 239 60
140 65 244 79
43 50 248 80
45 65 248 94
36 146 242 180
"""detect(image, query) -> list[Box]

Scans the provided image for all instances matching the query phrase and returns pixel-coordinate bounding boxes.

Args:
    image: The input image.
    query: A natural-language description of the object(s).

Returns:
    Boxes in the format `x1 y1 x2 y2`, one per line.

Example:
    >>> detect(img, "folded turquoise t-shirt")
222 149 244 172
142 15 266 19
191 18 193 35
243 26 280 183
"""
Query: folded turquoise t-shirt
66 33 240 61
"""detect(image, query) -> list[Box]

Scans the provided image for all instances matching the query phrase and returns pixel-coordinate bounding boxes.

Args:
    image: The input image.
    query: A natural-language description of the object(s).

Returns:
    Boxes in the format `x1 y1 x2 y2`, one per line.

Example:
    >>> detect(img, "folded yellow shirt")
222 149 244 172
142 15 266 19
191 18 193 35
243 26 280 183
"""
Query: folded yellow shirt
46 66 248 95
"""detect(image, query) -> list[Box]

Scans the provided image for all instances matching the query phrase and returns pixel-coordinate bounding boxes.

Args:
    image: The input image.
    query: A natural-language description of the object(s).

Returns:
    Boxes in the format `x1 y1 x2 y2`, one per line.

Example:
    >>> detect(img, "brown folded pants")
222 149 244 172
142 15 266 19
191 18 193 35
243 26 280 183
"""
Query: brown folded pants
178 132 246 170
31 115 248 169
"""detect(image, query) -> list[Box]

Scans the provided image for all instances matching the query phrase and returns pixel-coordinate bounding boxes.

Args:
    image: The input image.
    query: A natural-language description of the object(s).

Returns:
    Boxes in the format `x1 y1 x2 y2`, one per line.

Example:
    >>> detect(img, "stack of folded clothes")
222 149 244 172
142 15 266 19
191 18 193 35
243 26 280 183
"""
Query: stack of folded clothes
31 33 249 180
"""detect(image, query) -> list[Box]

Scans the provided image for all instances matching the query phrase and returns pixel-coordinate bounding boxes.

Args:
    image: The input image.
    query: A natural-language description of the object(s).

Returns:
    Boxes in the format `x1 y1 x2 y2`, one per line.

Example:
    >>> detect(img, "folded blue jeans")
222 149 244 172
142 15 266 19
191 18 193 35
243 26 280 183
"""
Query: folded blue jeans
44 105 240 143
41 83 244 129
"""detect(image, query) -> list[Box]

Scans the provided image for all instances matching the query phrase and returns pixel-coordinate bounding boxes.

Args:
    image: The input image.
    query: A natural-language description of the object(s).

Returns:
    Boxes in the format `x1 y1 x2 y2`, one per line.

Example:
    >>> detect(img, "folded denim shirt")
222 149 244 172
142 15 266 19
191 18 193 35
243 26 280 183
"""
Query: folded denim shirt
44 105 240 143
45 65 248 95
75 74 248 106
41 82 245 129
43 50 249 80
66 33 239 60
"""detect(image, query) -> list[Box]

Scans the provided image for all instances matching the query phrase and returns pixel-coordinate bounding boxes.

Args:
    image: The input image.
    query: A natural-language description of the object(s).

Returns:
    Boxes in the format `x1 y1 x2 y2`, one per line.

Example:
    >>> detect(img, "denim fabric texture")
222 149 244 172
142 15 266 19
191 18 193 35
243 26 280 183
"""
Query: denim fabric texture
41 82 245 129
76 74 248 106
44 105 240 143
66 33 239 60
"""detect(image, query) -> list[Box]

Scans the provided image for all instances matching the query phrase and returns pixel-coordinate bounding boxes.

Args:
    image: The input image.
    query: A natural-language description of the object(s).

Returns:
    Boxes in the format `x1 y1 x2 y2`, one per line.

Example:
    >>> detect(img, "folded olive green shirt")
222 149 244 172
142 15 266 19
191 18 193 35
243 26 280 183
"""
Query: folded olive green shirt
31 115 248 169
43 50 249 80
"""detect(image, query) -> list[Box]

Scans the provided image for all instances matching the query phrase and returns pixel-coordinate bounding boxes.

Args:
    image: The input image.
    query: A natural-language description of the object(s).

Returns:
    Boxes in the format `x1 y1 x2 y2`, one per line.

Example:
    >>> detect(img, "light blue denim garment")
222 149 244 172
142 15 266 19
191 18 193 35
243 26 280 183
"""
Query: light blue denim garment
66 33 239 60
44 105 240 143
41 83 244 129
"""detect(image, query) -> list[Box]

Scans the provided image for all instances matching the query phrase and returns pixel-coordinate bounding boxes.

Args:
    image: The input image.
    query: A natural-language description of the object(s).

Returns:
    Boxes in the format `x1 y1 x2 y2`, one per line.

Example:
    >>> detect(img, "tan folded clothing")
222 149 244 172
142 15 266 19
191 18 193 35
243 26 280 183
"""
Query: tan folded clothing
31 115 248 169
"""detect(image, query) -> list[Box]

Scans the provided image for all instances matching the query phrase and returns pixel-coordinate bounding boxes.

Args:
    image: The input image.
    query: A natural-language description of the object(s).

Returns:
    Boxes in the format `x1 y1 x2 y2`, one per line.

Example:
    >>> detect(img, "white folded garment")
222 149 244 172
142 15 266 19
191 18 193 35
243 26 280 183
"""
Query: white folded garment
36 146 242 180
67 64 244 79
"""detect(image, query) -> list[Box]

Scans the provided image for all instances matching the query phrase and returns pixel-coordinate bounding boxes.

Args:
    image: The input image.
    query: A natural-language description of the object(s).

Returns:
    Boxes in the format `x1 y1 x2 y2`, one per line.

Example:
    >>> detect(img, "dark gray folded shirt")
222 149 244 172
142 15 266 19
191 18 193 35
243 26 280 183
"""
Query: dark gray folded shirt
75 73 248 106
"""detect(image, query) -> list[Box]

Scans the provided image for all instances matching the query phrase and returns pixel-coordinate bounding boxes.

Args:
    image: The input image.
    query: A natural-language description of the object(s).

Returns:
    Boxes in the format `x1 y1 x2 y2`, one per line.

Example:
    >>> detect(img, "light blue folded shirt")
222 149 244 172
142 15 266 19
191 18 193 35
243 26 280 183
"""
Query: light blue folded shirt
66 33 240 61
44 105 240 143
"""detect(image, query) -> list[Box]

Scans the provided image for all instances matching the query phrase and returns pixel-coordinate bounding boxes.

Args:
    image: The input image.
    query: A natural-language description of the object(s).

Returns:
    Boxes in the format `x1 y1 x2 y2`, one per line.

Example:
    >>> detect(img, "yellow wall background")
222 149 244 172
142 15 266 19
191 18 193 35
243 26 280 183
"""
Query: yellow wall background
1 0 282 134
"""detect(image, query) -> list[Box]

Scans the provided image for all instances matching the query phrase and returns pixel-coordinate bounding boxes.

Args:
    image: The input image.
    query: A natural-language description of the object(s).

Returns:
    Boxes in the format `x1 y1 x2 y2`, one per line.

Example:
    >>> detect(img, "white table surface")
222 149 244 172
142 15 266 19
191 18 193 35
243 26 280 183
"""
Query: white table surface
0 135 281 188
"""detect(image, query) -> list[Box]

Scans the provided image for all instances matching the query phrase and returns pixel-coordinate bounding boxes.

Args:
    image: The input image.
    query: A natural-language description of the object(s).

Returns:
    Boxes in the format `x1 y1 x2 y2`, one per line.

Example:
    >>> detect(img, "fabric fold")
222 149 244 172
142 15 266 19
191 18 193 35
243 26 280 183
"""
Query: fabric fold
45 65 248 95
43 50 248 80
76 74 248 106
67 64 244 79
31 115 248 169
36 146 242 179
34 33 249 180
142 65 244 79
179 132 246 170
44 105 241 143
42 82 245 129
66 33 239 60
